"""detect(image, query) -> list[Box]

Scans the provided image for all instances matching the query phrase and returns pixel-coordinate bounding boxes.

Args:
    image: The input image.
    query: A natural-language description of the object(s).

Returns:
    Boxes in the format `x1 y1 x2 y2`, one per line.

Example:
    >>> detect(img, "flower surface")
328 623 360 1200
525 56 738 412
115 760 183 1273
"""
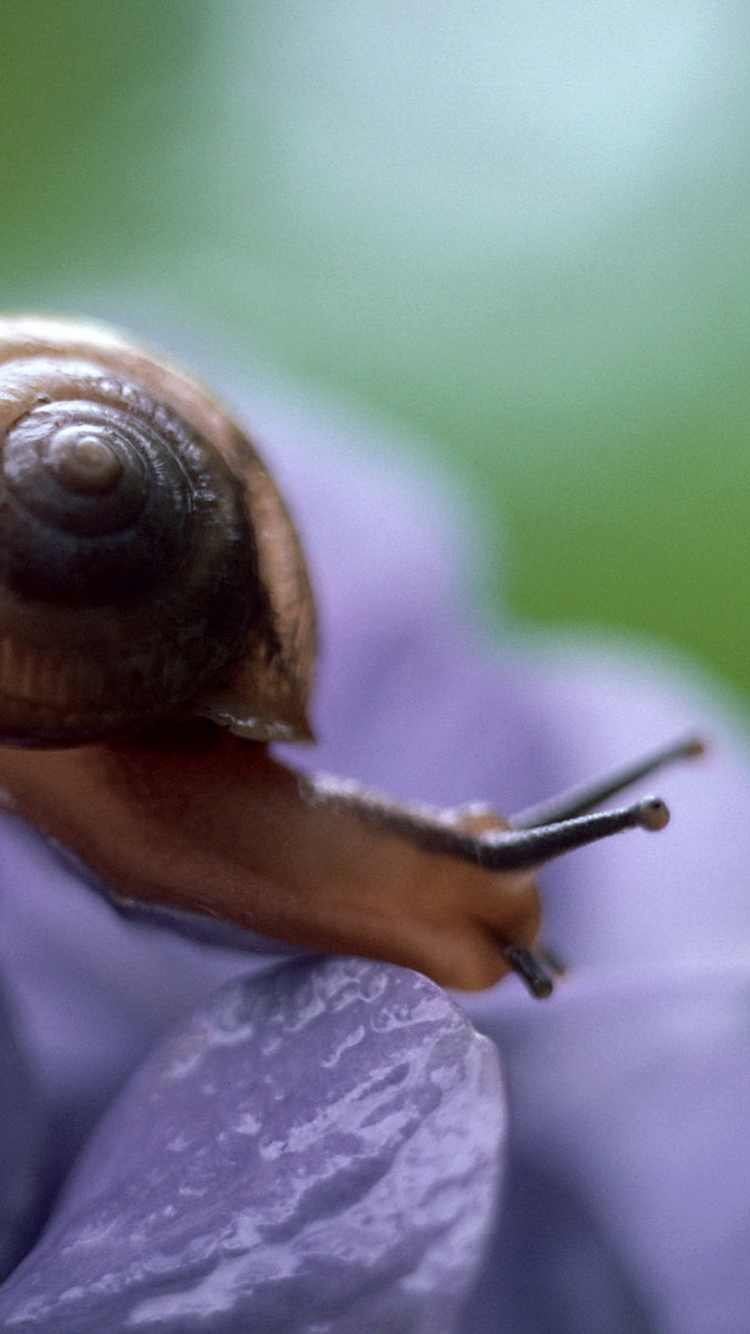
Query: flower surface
0 957 503 1333
1 385 750 1330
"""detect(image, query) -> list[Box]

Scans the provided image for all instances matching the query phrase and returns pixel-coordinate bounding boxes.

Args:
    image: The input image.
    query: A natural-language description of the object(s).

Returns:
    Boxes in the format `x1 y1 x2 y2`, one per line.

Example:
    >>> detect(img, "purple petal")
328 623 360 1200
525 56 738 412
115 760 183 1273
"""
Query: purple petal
0 811 287 1178
464 960 750 1333
0 956 505 1333
0 981 44 1283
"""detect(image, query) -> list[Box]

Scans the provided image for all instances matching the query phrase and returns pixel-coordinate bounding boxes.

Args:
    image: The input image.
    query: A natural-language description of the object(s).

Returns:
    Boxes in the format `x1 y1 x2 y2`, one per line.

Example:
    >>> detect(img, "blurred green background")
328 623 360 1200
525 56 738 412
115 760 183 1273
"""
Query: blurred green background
1 0 749 692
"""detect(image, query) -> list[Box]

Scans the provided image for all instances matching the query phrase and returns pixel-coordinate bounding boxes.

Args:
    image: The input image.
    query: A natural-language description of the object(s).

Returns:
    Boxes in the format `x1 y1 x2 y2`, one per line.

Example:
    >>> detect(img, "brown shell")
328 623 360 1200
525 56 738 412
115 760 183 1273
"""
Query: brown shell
0 315 316 746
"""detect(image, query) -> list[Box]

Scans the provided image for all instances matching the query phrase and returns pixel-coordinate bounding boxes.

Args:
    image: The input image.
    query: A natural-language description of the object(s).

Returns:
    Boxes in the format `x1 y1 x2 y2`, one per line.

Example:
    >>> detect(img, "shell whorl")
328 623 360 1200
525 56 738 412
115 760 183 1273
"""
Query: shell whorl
0 317 316 747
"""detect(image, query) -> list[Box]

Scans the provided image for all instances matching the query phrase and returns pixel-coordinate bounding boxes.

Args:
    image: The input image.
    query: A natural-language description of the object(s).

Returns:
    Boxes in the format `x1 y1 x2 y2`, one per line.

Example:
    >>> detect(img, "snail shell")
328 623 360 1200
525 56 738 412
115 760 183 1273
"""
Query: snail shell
0 316 316 747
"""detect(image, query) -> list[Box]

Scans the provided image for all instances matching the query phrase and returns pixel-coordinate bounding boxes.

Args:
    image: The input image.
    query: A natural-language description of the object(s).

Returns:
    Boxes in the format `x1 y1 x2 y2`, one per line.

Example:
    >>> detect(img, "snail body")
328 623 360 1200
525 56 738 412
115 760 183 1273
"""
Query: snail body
0 317 693 994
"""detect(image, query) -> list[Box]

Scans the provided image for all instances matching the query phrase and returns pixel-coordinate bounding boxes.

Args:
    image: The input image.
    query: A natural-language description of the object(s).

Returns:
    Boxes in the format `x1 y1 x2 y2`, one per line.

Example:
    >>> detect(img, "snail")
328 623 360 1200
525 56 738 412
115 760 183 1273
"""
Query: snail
0 315 702 994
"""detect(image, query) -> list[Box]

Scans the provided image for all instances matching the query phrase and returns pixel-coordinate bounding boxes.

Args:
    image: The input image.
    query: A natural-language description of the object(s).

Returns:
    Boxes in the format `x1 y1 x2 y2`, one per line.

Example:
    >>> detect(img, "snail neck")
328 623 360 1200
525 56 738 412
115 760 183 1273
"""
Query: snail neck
0 727 539 992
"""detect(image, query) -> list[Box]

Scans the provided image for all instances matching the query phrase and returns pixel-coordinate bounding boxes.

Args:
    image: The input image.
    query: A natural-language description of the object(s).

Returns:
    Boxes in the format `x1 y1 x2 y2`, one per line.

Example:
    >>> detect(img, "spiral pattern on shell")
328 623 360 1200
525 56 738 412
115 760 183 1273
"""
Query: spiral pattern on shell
0 317 316 746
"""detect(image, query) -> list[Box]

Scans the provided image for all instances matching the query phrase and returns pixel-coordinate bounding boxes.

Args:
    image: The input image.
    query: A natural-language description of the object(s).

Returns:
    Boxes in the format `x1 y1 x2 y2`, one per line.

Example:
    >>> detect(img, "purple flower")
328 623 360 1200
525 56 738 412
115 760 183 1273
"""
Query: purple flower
467 962 750 1334
0 957 504 1332
2 384 750 1329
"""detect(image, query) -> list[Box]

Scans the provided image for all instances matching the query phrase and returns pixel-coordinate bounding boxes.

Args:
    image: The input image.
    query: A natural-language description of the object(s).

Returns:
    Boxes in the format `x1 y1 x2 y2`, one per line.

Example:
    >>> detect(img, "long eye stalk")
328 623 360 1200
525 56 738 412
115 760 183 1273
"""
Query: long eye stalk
510 734 704 829
493 736 703 997
435 795 669 872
